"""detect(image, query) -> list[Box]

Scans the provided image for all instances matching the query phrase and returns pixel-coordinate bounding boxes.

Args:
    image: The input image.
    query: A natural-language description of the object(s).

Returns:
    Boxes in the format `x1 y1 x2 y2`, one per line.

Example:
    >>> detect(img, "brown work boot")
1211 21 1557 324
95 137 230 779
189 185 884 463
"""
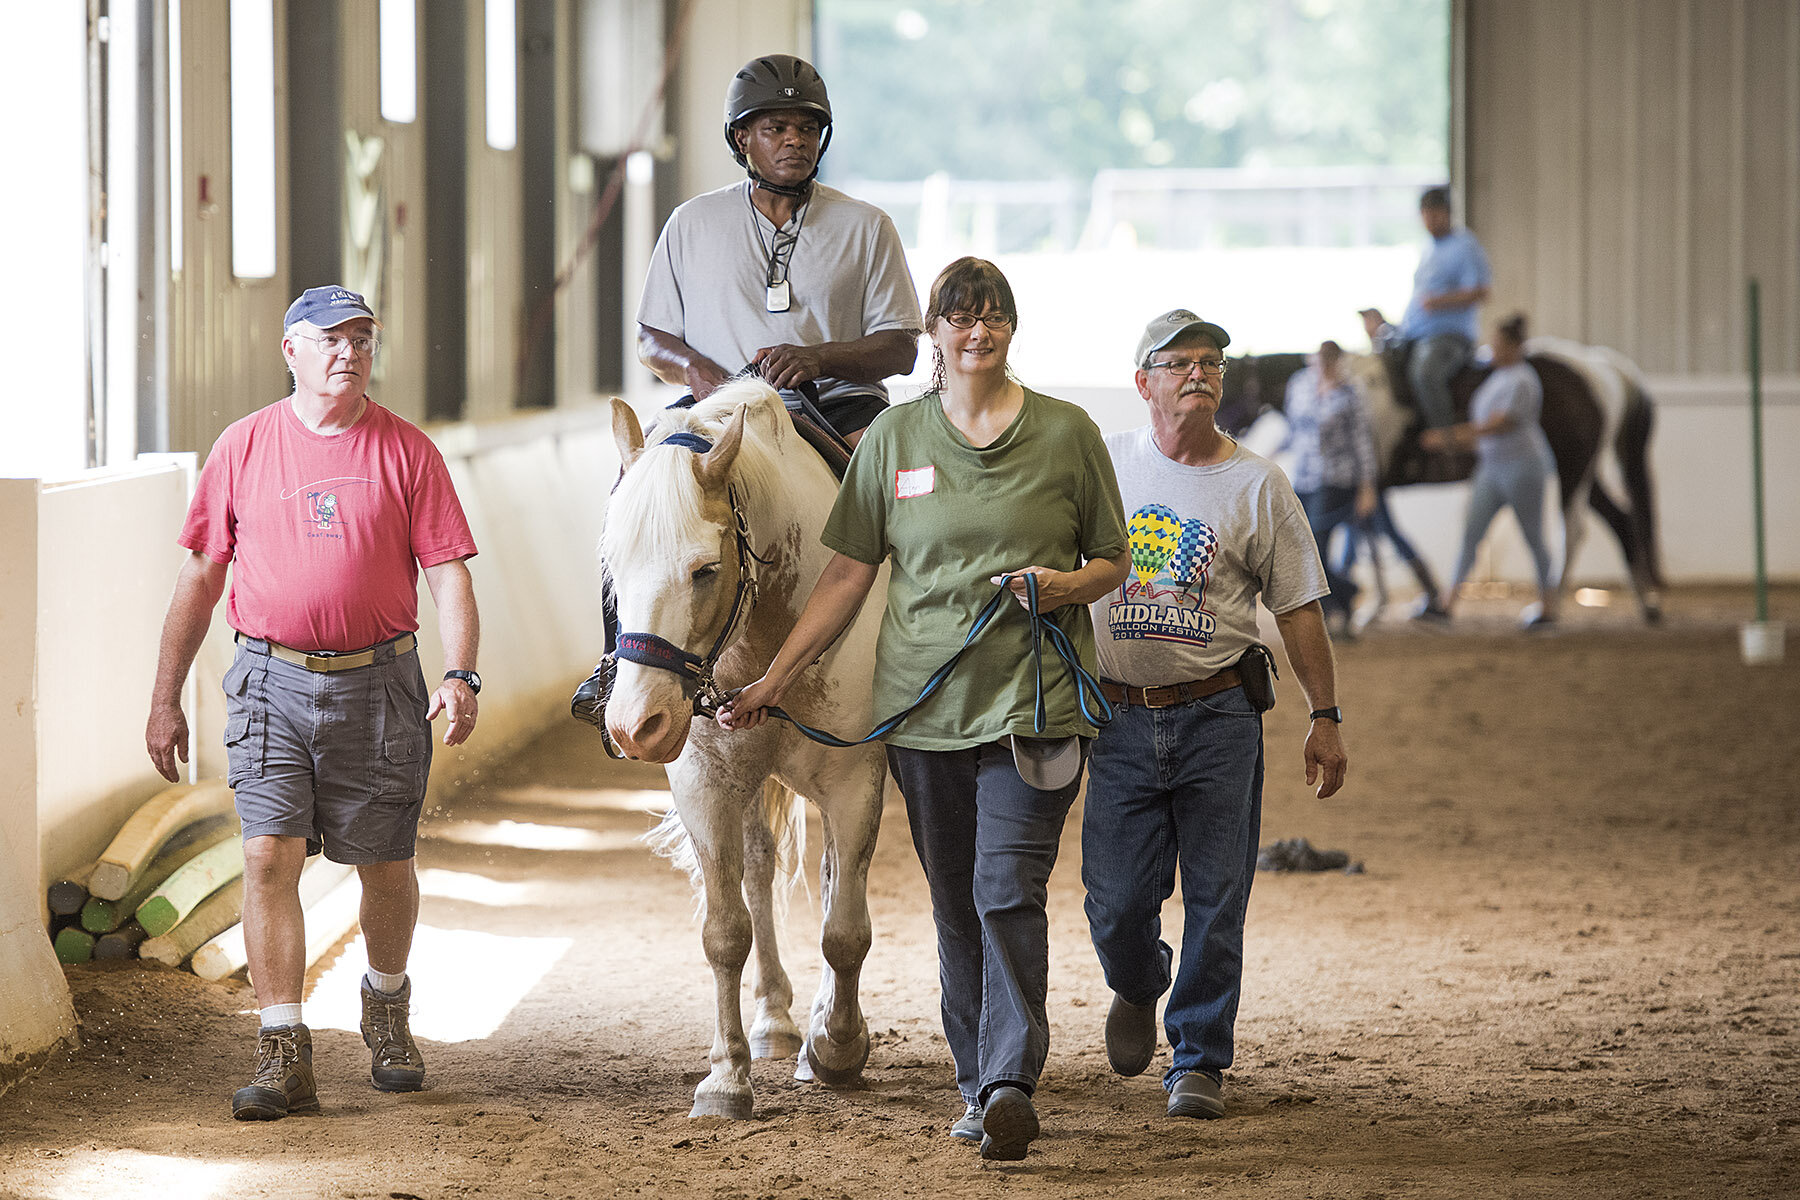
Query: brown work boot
360 977 426 1091
231 1024 320 1120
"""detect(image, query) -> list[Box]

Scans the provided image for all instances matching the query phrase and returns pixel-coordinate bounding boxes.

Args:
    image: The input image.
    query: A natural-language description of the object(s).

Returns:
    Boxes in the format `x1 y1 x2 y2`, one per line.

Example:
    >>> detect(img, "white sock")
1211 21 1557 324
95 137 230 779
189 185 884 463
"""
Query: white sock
259 1003 303 1030
365 967 407 995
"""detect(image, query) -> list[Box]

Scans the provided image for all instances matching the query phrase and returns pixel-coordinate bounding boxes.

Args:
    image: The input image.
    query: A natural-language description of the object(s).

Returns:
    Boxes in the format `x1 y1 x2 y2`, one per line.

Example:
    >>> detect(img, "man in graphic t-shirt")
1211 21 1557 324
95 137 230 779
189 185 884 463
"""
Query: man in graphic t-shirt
1080 309 1350 1123
145 285 481 1121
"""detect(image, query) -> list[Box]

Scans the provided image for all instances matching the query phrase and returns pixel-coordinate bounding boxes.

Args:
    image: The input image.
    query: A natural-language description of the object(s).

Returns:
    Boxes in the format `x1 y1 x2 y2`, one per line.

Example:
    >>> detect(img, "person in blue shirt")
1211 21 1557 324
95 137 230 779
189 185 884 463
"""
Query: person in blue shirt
1281 340 1379 637
1396 186 1491 431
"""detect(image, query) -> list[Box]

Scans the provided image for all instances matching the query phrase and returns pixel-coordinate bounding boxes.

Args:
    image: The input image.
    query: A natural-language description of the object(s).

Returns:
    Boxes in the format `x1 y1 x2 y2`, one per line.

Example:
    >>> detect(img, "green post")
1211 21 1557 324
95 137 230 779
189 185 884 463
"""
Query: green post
1748 280 1768 624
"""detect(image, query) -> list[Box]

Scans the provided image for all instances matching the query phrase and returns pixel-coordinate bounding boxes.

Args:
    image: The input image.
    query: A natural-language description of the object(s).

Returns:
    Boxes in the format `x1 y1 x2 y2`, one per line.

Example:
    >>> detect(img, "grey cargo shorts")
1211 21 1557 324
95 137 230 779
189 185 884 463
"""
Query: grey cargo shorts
223 636 433 864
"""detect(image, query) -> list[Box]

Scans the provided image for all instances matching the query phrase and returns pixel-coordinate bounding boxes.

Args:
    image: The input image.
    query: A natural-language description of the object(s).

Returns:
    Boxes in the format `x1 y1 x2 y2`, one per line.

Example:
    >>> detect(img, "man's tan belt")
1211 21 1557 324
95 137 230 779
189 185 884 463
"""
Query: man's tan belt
1099 668 1242 710
236 631 416 673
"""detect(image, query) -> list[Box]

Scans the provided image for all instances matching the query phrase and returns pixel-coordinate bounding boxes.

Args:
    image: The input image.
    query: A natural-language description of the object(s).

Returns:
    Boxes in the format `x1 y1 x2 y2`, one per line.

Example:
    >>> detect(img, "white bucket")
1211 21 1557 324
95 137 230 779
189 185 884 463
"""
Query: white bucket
1740 621 1787 666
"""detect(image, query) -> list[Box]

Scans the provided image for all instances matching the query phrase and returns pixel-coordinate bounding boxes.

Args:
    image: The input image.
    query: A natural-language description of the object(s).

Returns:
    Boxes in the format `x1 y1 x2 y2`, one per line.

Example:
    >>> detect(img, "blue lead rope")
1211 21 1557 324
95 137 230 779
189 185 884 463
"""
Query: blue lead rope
761 573 1114 748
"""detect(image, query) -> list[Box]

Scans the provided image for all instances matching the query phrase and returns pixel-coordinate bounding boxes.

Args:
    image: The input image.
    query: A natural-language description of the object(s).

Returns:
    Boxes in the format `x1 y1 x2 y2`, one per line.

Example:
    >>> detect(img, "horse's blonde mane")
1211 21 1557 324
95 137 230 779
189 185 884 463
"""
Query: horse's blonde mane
602 377 790 566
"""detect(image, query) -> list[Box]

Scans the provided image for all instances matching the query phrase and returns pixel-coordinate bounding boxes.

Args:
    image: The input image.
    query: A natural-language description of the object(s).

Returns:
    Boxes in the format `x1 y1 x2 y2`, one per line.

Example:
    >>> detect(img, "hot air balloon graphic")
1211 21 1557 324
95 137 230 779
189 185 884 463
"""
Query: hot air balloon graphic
1168 518 1218 590
1127 504 1183 590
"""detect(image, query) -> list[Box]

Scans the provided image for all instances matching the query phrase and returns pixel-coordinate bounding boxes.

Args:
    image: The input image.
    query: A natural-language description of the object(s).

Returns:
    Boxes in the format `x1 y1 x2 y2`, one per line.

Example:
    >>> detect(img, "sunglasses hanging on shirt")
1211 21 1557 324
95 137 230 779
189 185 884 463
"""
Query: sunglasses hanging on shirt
749 188 808 313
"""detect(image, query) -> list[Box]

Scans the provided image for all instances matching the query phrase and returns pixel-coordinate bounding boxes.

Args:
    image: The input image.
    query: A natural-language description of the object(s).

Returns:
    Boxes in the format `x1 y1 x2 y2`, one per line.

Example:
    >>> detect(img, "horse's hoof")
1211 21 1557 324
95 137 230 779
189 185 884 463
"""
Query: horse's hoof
792 1054 816 1083
688 1085 754 1120
804 1027 870 1087
749 1028 803 1061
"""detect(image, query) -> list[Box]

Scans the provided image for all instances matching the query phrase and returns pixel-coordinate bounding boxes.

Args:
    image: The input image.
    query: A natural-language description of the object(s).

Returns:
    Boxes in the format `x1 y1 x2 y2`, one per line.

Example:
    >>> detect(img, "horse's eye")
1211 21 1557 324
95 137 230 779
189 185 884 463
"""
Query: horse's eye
691 563 721 583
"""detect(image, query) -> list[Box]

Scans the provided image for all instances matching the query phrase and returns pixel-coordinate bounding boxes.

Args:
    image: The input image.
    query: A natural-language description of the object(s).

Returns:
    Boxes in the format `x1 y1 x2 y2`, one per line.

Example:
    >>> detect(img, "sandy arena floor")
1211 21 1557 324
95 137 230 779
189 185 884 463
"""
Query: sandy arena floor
2 585 1796 1200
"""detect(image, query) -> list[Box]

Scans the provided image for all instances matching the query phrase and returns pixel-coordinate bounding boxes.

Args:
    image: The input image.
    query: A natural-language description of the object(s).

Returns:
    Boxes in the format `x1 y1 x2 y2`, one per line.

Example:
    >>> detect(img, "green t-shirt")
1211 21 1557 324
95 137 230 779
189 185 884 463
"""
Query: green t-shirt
823 388 1129 750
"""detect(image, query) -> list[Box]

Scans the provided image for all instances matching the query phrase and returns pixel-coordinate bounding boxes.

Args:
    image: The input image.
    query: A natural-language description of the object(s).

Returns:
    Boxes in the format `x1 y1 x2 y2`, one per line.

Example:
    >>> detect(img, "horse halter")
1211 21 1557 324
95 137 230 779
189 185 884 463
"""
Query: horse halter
609 430 772 721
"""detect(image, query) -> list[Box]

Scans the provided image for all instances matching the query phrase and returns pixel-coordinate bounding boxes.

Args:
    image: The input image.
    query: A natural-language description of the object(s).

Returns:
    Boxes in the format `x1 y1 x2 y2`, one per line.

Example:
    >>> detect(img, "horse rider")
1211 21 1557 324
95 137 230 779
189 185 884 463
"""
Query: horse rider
1365 185 1492 436
635 51 924 447
145 285 482 1120
1081 309 1350 1123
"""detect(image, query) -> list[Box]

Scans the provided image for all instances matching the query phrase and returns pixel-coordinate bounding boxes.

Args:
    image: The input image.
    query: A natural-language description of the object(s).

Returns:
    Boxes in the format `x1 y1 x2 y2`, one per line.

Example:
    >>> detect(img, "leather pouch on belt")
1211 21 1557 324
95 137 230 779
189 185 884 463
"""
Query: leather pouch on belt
1234 643 1279 712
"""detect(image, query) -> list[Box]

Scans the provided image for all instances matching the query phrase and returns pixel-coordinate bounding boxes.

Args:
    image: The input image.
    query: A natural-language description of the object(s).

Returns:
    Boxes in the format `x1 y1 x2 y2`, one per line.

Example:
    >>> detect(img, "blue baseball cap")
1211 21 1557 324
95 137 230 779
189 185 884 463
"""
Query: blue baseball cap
284 285 381 331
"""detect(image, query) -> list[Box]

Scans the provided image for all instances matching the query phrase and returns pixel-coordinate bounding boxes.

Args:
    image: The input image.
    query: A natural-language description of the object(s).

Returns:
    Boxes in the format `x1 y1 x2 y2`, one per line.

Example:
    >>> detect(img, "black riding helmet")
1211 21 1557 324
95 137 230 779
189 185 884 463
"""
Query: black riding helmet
724 54 833 194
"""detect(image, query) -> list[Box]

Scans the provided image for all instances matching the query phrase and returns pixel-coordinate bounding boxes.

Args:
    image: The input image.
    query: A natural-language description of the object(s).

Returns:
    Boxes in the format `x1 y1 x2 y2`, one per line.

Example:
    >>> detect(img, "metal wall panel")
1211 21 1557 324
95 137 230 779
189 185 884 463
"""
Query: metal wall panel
168 0 292 457
1466 0 1799 379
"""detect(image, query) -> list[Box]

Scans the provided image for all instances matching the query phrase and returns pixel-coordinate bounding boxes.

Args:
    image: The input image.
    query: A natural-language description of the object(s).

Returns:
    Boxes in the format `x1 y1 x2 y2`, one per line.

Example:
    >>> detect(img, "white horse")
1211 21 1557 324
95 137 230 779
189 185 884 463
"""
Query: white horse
600 378 888 1119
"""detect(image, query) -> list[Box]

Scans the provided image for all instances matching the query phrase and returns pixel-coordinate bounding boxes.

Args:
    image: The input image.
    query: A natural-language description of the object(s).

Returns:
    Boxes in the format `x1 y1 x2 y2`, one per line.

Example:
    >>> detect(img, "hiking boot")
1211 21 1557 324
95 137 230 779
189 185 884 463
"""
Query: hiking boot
1105 993 1158 1077
980 1086 1039 1161
1167 1071 1225 1120
231 1024 320 1120
950 1101 984 1143
361 977 426 1092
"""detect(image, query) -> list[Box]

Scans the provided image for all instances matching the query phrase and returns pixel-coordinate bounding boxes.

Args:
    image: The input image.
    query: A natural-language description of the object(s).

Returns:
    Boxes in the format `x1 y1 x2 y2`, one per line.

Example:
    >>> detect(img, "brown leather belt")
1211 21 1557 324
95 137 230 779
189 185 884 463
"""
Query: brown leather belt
1100 668 1242 710
236 631 417 673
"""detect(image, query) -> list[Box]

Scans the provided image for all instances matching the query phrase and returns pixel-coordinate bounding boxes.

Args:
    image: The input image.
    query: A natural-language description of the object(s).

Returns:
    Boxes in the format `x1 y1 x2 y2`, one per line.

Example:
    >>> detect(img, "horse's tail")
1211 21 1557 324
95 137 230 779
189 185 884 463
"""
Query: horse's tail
760 778 808 922
1604 353 1664 591
644 807 705 915
643 778 807 919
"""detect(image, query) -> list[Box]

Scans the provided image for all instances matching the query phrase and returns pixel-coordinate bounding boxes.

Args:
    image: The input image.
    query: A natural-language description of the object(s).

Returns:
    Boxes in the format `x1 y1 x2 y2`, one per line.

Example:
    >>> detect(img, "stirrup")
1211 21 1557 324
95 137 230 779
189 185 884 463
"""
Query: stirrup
571 656 625 759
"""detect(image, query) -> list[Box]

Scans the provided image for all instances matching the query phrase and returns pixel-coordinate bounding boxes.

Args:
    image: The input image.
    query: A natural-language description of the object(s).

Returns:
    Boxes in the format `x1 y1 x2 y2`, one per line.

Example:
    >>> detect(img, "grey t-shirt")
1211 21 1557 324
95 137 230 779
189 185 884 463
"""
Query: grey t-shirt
1090 428 1329 685
636 181 923 406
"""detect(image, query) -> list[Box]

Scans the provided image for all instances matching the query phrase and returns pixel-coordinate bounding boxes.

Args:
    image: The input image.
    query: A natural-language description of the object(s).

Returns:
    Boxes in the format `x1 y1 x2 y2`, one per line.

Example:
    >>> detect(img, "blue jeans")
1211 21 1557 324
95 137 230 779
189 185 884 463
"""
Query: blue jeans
887 741 1083 1105
1298 486 1360 620
1408 333 1471 430
1336 491 1442 600
1082 686 1263 1087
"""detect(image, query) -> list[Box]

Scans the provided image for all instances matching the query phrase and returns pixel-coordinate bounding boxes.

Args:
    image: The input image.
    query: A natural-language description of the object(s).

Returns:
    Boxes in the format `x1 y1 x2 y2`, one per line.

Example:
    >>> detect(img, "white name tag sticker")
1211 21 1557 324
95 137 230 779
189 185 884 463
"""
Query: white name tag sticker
895 465 936 499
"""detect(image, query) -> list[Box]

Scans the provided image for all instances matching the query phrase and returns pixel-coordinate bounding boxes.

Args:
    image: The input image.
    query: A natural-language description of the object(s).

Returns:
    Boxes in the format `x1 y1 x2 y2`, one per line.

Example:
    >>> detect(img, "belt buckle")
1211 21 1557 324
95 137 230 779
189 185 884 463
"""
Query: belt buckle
1142 684 1181 709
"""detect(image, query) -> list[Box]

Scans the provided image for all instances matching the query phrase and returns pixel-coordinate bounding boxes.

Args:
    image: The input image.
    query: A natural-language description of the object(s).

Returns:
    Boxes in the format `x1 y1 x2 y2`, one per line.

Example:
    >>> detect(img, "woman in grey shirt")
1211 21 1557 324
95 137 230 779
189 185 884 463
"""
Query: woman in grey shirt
1424 313 1559 627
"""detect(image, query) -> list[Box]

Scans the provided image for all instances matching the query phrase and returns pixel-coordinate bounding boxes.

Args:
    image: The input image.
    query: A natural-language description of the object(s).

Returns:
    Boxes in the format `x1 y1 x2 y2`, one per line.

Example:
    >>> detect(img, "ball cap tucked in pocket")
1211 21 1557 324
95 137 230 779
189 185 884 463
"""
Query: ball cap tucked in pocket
1009 735 1083 792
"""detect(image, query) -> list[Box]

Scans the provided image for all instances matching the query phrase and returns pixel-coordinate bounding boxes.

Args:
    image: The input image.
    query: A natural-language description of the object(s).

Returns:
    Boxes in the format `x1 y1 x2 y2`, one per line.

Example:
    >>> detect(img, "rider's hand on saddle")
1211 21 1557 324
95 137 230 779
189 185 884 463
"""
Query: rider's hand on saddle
687 360 732 399
716 677 779 732
753 344 824 390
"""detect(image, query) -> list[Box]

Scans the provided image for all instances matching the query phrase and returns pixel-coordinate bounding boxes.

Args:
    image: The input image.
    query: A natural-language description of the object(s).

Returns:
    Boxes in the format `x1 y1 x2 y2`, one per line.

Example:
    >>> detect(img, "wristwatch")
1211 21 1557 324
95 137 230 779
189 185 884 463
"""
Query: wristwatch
1309 706 1342 723
444 669 482 695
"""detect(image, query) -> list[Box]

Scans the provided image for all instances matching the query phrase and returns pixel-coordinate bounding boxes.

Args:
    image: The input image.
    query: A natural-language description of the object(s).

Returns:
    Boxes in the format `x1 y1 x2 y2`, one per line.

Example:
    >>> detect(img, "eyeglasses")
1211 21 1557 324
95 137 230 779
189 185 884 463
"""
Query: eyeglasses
1148 356 1227 377
293 331 381 357
941 311 1014 330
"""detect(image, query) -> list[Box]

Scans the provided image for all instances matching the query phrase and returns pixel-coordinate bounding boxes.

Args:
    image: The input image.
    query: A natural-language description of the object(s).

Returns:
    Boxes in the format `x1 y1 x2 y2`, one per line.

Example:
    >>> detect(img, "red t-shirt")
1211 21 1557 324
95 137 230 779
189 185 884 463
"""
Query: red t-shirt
179 398 478 652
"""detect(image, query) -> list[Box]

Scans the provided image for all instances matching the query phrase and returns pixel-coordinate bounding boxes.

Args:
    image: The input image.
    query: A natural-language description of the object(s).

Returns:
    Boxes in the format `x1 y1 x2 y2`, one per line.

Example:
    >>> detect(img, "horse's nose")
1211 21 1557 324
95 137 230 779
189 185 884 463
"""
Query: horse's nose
612 710 684 763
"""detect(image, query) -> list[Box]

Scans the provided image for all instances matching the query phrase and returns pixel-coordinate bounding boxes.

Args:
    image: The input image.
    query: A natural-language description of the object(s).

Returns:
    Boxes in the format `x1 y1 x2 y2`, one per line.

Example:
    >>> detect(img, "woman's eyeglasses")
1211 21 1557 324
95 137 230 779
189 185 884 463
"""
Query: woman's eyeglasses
941 312 1014 330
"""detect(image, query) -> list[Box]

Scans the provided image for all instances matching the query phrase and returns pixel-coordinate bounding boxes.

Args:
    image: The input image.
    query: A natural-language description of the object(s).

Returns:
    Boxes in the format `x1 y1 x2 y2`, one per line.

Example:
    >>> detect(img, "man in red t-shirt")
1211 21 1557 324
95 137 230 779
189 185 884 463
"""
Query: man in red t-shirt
146 285 482 1121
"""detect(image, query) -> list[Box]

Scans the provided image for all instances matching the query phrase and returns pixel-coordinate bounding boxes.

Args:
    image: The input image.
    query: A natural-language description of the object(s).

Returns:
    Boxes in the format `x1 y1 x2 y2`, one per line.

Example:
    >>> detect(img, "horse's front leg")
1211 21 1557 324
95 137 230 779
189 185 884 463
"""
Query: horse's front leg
743 779 802 1061
801 755 884 1087
683 801 757 1118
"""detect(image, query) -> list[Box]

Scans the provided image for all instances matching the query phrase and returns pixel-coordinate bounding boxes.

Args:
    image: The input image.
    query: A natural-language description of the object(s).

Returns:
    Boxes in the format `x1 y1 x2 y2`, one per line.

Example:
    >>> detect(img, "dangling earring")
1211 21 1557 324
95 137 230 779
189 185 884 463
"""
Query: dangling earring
930 345 946 395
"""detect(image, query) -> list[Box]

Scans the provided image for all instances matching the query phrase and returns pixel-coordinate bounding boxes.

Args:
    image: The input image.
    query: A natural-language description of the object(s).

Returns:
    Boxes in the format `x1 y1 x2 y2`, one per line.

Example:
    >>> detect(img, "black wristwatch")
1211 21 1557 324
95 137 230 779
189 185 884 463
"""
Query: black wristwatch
444 669 482 695
1309 706 1342 723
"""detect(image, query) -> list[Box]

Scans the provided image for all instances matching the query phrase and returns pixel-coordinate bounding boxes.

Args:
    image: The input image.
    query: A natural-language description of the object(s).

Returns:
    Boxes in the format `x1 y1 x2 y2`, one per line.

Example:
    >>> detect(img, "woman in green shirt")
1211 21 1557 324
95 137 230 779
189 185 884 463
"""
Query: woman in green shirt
719 257 1130 1161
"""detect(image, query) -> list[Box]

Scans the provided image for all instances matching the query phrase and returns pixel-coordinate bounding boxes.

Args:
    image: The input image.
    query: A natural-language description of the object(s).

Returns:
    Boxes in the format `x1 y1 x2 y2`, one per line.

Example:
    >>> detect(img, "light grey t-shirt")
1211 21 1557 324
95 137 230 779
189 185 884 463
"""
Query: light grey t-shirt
1090 428 1329 685
1469 361 1554 469
636 181 923 406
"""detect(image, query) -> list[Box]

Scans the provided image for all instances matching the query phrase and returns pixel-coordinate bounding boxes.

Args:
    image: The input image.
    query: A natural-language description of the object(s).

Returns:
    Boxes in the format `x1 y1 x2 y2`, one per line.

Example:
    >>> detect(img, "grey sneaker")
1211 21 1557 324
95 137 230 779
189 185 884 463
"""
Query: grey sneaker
360 977 426 1091
980 1086 1039 1161
1104 993 1158 1076
950 1102 984 1143
231 1024 320 1120
1167 1071 1225 1119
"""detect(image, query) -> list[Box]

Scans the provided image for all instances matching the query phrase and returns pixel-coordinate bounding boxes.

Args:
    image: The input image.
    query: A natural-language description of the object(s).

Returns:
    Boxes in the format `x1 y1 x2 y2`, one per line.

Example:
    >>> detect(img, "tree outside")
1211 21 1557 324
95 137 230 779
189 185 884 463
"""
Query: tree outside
814 0 1451 378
